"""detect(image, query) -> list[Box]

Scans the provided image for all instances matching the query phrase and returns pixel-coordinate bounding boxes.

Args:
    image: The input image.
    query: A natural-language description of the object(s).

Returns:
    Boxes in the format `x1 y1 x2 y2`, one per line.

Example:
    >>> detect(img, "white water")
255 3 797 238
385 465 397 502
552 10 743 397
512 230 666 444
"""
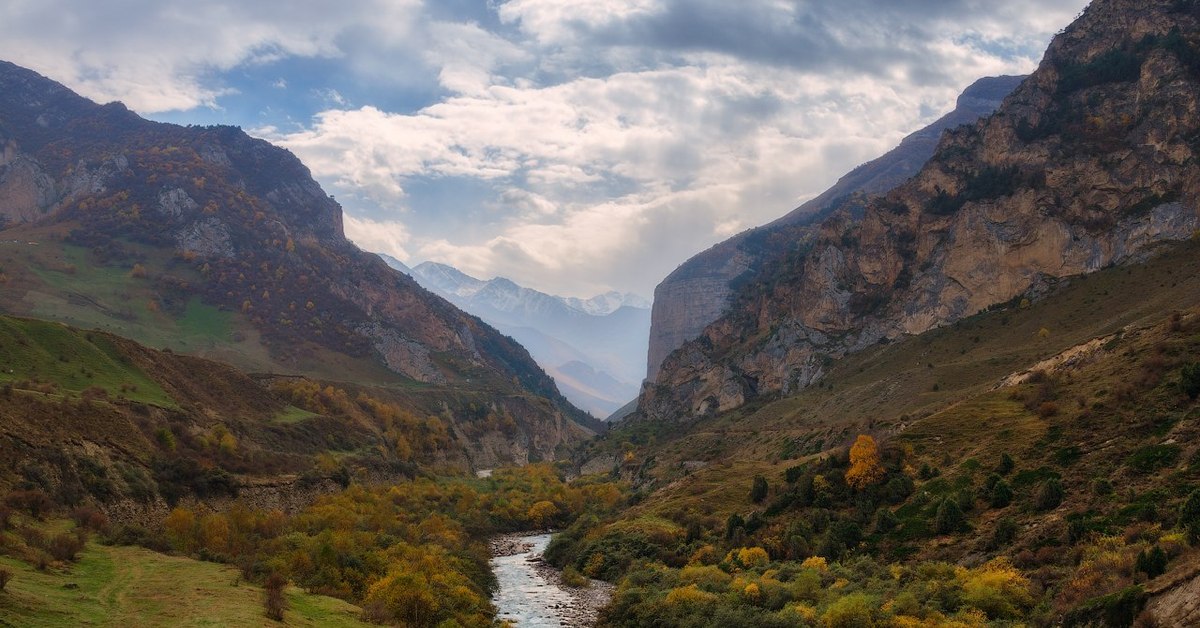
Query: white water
490 533 576 627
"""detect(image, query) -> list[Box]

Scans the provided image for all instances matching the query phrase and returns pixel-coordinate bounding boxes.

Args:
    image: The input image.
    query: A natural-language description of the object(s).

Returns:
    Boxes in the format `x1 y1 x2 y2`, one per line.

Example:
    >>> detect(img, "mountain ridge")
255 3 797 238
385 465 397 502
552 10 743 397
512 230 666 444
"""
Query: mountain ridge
392 258 651 417
0 59 597 458
646 75 1027 379
638 0 1200 424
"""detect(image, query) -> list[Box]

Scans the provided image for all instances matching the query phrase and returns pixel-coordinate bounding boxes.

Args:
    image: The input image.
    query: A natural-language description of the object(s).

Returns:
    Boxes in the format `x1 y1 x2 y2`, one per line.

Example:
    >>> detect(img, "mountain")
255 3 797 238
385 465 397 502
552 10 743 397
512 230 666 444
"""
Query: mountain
0 59 596 463
639 0 1200 423
391 259 651 417
646 75 1025 379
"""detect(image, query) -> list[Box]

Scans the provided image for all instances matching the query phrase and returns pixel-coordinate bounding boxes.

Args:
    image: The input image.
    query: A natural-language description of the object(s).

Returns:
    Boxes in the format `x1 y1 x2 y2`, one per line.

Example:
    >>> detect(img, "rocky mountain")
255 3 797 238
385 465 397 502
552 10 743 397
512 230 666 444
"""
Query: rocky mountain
646 75 1025 380
391 259 651 417
639 0 1200 423
0 59 596 460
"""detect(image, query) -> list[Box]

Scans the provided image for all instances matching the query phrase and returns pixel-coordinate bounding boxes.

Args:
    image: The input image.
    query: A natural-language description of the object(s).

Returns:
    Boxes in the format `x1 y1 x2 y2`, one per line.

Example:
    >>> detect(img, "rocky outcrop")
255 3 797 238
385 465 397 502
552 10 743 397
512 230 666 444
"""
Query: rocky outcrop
646 75 1025 380
640 0 1200 423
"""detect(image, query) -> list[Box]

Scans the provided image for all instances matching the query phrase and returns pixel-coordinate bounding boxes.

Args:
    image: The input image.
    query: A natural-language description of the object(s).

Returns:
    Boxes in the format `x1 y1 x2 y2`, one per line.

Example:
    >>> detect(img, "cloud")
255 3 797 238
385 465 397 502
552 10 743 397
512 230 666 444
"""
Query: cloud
343 214 412 261
0 0 1091 297
0 0 422 112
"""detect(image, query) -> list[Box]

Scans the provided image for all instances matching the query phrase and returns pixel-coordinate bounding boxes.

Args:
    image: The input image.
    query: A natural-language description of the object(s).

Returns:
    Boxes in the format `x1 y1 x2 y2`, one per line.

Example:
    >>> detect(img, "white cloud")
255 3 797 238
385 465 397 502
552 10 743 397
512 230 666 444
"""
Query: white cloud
0 0 1091 297
0 0 422 112
343 214 412 261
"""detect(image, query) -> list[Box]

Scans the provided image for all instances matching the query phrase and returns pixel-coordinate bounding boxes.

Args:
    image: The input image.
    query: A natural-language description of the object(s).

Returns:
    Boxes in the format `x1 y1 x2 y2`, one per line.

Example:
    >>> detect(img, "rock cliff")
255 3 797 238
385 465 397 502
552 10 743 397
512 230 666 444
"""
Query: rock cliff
645 75 1025 379
640 0 1200 422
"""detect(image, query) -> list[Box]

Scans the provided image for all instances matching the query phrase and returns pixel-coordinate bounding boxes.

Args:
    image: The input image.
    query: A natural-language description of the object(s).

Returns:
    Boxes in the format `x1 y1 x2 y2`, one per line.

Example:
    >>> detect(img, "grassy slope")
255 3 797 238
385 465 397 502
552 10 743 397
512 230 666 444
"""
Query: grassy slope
0 540 366 627
604 239 1200 530
0 225 398 384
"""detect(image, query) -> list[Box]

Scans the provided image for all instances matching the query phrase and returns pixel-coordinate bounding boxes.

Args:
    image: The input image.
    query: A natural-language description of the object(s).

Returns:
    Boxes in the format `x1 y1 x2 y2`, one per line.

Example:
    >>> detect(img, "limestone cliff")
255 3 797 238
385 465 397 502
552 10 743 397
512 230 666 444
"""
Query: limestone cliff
646 75 1024 379
640 0 1200 422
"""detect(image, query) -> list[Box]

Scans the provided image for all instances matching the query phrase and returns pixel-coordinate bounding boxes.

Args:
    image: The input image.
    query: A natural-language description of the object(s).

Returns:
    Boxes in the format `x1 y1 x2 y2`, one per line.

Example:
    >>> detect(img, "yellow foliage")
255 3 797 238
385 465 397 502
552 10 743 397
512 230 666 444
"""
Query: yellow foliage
678 564 731 590
780 602 818 624
845 434 885 490
958 557 1033 620
665 584 719 606
527 500 559 528
801 556 829 572
733 546 770 569
689 544 718 566
743 581 761 602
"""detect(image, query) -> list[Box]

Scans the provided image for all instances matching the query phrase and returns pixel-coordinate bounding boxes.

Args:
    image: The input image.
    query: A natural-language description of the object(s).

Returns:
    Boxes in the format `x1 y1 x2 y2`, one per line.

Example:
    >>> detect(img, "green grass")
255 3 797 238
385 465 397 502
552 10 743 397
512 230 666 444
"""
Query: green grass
0 316 174 407
274 405 320 424
0 540 368 627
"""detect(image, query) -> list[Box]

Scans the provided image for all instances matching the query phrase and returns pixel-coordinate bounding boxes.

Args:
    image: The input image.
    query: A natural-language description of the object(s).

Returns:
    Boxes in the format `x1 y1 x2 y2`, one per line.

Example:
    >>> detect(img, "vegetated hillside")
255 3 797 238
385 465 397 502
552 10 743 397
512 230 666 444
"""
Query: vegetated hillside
402 259 651 417
640 0 1200 425
645 75 1024 380
0 59 595 441
0 314 590 521
562 237 1200 626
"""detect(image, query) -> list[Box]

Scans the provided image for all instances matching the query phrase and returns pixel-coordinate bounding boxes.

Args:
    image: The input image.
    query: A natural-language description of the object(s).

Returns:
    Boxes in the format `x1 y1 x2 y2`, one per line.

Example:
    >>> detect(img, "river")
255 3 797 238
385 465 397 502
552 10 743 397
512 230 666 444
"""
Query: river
490 533 613 627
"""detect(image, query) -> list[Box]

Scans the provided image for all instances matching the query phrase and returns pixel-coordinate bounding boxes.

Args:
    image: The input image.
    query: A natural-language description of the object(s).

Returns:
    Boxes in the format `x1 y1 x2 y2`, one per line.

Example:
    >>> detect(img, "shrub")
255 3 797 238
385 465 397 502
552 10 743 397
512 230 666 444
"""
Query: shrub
72 506 109 532
1181 489 1200 541
822 593 878 628
1034 479 1065 511
992 517 1019 548
5 490 53 519
990 479 1013 508
1135 546 1168 579
264 571 288 621
996 453 1015 475
935 498 966 535
1180 362 1200 398
561 566 589 588
750 475 769 503
0 568 10 592
873 508 899 534
48 531 87 562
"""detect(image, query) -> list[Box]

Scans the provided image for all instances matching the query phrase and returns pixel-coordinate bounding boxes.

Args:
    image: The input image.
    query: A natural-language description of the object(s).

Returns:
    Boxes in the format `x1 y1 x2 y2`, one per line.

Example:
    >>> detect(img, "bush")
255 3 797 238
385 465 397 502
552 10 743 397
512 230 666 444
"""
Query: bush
264 571 288 621
561 566 589 588
1034 479 1065 511
1180 362 1200 399
996 453 1015 475
1181 489 1200 541
750 475 769 503
992 517 1019 548
0 567 10 592
990 479 1013 508
935 498 966 535
1135 546 1168 578
48 531 87 562
72 506 109 532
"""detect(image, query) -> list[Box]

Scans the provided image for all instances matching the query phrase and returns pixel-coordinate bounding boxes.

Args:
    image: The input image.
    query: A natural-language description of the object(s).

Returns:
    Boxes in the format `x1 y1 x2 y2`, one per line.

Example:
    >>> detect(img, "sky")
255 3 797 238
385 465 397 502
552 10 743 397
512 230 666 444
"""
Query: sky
0 0 1090 298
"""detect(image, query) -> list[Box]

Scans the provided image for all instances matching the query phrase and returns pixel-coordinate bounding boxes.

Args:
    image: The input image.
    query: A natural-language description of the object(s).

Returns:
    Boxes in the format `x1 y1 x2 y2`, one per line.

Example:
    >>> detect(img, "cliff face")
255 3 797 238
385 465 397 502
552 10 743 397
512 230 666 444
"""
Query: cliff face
646 76 1024 380
640 0 1200 422
0 60 595 449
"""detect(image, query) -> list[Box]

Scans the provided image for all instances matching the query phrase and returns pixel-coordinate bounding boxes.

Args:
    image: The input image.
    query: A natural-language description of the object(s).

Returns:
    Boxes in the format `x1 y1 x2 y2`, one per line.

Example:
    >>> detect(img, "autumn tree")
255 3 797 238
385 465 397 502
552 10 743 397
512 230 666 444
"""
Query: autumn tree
845 435 885 490
264 571 288 621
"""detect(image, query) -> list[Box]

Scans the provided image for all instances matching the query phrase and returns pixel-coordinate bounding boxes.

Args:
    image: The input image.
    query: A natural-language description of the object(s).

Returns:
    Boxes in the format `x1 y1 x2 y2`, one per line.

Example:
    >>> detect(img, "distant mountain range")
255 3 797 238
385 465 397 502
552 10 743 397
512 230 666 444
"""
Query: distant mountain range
380 255 650 418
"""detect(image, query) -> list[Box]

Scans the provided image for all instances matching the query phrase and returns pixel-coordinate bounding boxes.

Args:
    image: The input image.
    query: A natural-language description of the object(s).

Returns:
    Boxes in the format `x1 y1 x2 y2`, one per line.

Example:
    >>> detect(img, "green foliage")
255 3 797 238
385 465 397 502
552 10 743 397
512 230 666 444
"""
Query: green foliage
989 479 1013 509
1034 479 1065 511
750 475 769 504
1180 362 1200 399
1125 444 1181 474
1181 489 1200 541
996 453 1015 475
1063 585 1146 628
1135 546 1168 579
1056 48 1143 94
934 498 966 535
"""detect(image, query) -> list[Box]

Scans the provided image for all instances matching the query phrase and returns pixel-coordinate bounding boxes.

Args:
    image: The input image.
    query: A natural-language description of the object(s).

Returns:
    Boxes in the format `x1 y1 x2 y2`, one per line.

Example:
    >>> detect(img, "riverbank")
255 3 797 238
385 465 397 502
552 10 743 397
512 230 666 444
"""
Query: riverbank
489 532 614 627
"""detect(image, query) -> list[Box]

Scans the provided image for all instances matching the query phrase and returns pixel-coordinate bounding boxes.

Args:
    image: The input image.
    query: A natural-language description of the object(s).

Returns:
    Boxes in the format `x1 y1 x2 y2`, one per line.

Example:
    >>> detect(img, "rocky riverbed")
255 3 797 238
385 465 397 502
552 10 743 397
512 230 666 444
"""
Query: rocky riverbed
489 532 613 627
